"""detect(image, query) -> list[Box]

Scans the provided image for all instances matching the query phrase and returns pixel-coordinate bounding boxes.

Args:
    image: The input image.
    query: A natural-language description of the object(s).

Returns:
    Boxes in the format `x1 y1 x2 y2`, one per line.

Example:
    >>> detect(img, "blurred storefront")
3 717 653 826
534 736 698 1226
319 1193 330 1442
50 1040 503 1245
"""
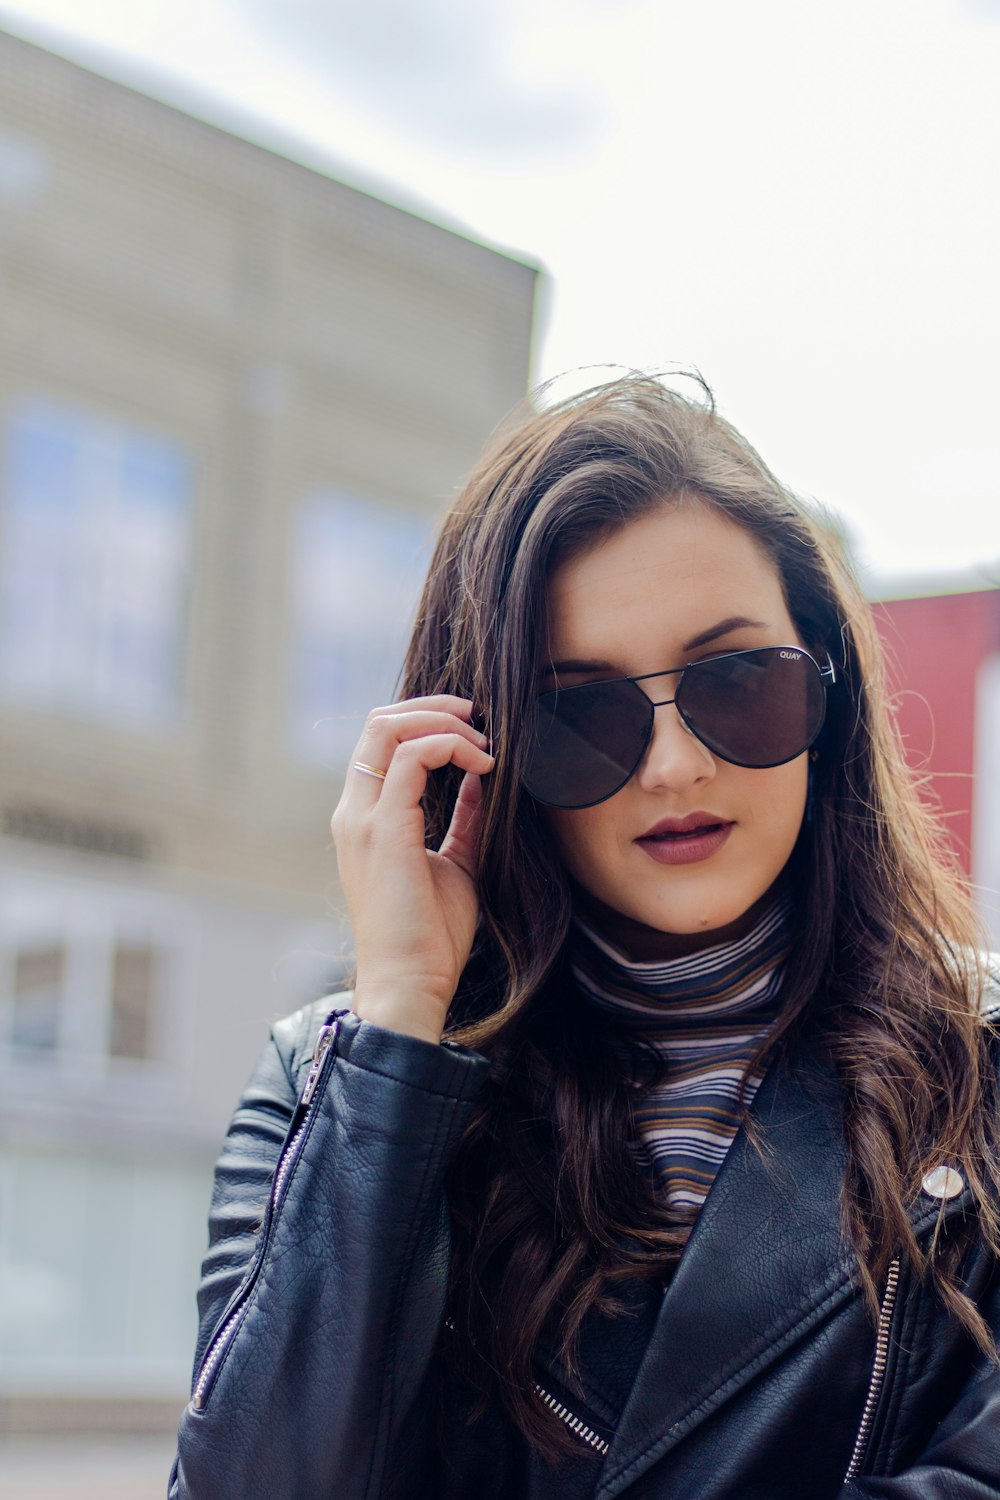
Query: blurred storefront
0 27 538 1441
873 579 1000 947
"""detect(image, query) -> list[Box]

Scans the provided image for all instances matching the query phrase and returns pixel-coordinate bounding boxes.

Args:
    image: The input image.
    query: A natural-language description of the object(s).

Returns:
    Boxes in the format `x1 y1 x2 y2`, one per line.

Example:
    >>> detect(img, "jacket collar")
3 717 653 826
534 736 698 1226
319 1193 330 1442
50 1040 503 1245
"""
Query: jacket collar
591 1040 976 1499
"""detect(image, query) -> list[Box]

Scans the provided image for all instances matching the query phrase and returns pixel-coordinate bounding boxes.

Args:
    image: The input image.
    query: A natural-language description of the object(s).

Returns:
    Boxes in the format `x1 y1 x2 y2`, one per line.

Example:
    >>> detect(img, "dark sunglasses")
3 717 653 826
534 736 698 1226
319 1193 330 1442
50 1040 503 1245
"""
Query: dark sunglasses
524 645 836 809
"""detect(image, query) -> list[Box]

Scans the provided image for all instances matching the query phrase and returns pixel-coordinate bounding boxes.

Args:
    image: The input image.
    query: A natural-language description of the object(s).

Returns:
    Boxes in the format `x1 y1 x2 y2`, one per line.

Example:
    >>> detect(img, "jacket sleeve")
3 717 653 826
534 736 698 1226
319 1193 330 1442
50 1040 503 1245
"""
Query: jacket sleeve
170 1002 489 1500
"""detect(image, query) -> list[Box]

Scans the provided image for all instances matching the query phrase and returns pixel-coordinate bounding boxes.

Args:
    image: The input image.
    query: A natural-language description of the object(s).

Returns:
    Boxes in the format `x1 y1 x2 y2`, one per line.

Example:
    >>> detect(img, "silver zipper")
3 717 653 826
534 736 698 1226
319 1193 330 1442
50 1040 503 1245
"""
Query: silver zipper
191 1303 246 1410
266 1021 341 1210
843 1257 901 1480
300 1020 338 1107
534 1382 610 1456
444 1318 608 1456
445 1317 608 1456
191 1012 344 1411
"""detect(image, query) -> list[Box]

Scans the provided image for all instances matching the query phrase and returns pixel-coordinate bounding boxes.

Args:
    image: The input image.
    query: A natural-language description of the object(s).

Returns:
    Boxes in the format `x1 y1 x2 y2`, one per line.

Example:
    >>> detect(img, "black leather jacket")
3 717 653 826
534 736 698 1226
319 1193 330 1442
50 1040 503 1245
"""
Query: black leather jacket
171 978 1000 1500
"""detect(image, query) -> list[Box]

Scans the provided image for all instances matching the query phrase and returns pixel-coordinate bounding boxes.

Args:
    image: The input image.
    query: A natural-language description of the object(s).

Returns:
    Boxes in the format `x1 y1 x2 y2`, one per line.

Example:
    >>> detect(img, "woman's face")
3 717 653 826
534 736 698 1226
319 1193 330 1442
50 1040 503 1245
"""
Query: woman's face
540 499 810 951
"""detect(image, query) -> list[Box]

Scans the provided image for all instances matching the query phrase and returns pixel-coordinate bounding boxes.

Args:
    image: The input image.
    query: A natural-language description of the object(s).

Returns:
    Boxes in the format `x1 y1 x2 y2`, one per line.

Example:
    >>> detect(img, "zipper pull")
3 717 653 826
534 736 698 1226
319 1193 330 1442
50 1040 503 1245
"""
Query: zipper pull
299 1011 344 1106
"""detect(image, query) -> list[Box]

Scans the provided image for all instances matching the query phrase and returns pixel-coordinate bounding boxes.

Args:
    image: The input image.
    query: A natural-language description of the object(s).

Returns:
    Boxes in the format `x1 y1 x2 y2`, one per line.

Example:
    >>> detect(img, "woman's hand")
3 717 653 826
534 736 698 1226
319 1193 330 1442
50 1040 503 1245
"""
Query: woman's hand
331 696 495 1046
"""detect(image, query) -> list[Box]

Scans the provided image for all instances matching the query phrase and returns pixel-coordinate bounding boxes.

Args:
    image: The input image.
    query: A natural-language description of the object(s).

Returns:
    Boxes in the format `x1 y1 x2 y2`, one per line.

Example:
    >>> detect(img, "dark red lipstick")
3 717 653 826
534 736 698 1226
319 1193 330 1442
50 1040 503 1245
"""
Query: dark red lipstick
635 812 735 866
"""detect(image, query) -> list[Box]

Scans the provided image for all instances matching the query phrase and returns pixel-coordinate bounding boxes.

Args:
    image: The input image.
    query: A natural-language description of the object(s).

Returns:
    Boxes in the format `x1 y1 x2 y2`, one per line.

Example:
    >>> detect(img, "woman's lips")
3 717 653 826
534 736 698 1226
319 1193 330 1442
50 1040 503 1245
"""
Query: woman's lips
635 817 735 866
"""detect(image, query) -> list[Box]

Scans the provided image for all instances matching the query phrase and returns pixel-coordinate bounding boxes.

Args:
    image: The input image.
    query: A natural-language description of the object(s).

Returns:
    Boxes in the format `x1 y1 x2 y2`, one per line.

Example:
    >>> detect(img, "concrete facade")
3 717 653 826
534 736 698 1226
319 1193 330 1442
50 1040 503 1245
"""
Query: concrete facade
0 27 538 1440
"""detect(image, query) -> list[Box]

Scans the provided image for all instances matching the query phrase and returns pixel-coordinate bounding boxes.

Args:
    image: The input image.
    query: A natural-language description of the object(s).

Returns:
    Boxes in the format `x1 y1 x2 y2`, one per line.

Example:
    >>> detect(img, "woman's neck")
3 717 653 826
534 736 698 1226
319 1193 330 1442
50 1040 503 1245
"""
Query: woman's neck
572 883 787 963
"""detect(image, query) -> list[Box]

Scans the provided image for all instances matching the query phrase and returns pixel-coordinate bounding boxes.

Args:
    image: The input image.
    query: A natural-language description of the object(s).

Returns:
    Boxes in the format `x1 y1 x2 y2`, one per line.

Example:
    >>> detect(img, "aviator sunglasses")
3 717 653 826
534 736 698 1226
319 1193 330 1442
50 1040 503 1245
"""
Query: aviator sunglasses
524 645 837 810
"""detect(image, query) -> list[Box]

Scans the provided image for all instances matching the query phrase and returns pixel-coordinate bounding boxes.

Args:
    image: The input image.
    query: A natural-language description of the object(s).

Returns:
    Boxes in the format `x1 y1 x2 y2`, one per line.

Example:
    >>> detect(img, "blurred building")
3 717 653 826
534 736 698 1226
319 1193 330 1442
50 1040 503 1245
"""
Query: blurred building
872 578 1000 947
0 28 538 1437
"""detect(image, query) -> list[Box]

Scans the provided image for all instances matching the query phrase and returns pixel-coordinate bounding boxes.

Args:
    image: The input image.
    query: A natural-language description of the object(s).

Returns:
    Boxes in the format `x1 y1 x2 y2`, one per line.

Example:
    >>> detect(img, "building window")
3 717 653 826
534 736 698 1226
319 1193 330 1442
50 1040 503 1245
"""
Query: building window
0 395 193 726
0 874 191 1076
109 941 157 1061
290 491 429 764
11 942 65 1053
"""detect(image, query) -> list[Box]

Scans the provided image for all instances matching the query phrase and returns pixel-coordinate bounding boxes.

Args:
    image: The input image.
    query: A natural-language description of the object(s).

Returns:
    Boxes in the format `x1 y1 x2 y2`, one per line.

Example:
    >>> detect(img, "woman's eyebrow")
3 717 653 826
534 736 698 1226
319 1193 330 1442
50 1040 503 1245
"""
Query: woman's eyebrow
545 656 616 676
544 618 770 678
682 616 769 652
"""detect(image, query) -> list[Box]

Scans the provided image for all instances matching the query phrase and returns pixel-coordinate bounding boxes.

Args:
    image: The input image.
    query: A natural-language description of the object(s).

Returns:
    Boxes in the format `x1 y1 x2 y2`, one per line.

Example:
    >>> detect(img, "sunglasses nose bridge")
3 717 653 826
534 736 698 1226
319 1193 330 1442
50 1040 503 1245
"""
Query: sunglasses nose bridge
632 672 684 725
632 661 686 709
630 690 716 793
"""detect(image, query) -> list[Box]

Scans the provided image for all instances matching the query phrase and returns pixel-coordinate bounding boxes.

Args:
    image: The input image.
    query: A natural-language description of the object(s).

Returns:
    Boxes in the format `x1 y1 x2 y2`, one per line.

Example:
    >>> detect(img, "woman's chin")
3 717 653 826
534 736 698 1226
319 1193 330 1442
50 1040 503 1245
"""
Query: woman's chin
574 883 784 962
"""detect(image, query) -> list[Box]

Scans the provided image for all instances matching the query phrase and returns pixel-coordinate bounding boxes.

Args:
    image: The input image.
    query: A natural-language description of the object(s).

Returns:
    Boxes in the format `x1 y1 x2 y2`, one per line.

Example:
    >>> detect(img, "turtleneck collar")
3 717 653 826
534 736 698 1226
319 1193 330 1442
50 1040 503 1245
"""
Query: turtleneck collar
570 894 792 1034
569 894 792 1218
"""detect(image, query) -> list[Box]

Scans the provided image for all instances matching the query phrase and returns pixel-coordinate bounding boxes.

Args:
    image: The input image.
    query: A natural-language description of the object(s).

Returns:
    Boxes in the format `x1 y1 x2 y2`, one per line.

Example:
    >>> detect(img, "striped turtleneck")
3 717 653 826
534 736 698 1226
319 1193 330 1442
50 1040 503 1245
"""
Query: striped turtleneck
570 897 791 1218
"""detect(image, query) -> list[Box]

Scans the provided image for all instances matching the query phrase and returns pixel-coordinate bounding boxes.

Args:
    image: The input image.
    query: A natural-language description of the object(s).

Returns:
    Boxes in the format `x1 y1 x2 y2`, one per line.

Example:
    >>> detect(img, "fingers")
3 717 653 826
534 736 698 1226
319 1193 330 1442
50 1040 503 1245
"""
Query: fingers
331 698 492 1032
342 699 490 806
332 697 494 843
375 734 494 819
360 694 480 750
438 772 484 881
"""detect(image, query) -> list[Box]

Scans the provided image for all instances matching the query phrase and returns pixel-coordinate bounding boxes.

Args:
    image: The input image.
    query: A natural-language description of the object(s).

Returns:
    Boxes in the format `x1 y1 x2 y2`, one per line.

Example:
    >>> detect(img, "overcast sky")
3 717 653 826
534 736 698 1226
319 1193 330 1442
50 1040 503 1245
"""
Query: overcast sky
1 0 998 589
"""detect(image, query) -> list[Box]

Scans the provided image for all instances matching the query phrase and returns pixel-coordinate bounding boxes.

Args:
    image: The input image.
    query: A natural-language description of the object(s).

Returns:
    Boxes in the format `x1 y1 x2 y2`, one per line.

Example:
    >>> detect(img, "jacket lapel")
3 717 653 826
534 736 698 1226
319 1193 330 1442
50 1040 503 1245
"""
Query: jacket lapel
594 1048 856 1499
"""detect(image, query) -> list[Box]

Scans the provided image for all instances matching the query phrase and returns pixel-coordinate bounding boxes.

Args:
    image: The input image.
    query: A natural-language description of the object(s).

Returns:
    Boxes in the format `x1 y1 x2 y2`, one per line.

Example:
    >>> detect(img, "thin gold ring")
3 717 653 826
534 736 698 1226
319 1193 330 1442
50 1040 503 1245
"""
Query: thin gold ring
353 760 387 781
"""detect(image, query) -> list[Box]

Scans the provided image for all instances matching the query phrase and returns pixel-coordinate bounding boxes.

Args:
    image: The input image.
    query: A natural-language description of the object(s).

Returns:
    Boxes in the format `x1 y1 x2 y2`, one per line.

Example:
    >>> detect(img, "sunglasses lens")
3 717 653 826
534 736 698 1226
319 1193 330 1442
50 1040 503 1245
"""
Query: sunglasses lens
524 679 652 808
677 647 825 767
523 647 829 807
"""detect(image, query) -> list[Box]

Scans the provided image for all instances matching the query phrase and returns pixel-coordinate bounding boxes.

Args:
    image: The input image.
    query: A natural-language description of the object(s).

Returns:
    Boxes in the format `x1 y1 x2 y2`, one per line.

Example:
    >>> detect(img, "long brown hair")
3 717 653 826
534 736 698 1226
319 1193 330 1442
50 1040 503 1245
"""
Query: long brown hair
399 373 998 1457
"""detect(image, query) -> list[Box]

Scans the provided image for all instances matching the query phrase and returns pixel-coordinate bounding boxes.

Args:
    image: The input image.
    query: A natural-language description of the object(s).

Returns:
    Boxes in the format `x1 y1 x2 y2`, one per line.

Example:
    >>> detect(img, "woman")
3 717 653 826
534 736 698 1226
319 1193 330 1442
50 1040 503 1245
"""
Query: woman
172 375 1000 1499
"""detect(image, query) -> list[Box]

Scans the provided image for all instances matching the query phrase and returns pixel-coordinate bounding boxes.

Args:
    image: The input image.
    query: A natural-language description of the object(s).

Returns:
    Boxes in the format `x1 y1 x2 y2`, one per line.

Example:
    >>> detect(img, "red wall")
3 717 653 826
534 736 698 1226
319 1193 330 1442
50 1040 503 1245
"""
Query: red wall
872 589 1000 874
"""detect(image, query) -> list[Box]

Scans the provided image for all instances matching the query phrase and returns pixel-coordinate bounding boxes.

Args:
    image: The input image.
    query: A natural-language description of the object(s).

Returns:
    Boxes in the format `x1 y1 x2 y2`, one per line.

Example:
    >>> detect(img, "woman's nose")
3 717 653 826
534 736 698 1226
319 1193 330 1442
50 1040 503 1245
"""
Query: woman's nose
633 701 717 794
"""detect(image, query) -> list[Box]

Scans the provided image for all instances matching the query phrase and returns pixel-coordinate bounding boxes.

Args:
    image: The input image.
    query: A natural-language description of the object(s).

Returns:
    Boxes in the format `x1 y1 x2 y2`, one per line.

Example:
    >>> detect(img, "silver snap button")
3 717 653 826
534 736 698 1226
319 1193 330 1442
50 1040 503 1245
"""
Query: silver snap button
921 1165 965 1200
